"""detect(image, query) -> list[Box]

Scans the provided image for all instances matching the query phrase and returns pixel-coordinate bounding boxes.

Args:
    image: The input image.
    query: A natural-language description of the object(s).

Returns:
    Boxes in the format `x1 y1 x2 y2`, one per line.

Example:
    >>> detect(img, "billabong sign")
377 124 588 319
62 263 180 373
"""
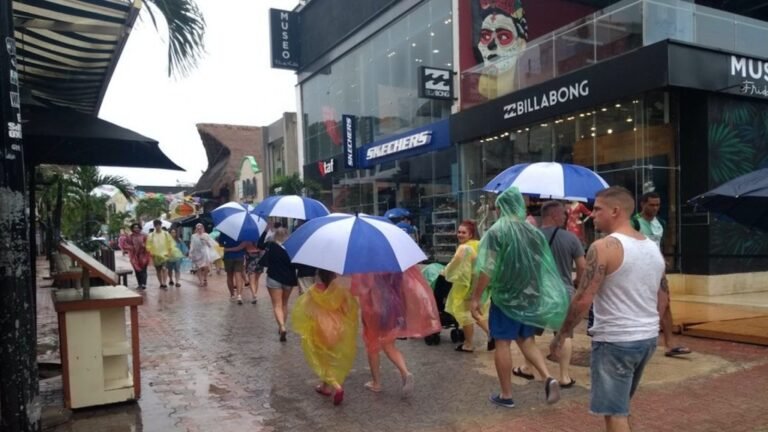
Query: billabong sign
503 80 589 119
342 115 356 168
317 158 335 176
269 9 300 70
365 131 432 161
419 66 453 100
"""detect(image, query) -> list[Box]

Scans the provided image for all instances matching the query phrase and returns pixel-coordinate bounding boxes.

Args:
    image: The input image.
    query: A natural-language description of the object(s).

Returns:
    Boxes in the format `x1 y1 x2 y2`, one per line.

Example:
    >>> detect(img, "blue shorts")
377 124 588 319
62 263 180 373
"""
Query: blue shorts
590 337 657 416
166 260 180 272
488 302 539 341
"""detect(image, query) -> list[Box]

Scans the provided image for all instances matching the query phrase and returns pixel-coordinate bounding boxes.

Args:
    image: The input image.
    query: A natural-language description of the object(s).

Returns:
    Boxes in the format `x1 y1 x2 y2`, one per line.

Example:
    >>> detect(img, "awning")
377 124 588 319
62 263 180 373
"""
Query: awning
23 105 183 170
13 0 141 115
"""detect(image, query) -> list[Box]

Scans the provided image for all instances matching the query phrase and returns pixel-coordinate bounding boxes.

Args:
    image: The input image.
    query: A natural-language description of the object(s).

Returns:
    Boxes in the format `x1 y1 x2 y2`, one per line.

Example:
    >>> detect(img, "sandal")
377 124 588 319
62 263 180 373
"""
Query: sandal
315 384 332 396
559 379 576 388
512 367 535 380
363 381 382 393
665 346 692 357
455 344 474 353
332 388 344 405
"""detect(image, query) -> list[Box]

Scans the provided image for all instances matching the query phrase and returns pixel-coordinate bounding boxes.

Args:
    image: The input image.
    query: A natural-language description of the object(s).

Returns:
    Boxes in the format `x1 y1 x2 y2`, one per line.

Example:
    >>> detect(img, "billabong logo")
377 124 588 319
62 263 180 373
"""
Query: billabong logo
503 80 589 119
421 66 453 99
317 158 335 176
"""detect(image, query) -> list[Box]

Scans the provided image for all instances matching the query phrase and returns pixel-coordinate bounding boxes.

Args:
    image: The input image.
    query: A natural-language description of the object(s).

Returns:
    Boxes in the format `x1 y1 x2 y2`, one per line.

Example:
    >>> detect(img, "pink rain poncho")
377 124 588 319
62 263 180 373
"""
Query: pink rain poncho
444 239 489 326
474 187 569 330
291 277 359 387
352 266 441 350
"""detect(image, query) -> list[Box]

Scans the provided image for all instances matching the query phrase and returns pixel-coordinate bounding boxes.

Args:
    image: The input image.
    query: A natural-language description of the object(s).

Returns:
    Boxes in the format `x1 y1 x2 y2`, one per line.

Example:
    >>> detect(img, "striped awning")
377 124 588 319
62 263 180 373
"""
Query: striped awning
13 0 142 114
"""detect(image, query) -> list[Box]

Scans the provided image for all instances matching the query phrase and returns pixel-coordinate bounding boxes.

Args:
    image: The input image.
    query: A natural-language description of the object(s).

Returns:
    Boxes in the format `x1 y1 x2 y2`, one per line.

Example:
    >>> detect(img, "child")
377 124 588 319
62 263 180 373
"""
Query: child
291 269 359 406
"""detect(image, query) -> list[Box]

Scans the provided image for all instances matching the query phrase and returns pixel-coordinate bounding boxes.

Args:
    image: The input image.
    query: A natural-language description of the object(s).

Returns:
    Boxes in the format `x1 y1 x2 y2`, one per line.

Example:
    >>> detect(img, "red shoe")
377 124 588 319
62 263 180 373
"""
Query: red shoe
315 384 331 396
332 388 344 405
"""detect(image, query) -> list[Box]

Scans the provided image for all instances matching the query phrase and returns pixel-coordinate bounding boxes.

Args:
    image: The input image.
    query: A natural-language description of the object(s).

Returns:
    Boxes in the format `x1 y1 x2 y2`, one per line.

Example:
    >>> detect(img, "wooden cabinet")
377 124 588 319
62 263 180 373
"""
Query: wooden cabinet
52 286 143 409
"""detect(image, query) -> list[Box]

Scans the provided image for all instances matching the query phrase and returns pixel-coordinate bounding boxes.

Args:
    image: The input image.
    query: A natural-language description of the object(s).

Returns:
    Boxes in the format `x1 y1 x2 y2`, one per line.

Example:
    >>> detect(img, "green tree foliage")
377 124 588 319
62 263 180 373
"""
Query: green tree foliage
134 197 169 221
142 0 206 78
107 211 133 238
269 173 321 197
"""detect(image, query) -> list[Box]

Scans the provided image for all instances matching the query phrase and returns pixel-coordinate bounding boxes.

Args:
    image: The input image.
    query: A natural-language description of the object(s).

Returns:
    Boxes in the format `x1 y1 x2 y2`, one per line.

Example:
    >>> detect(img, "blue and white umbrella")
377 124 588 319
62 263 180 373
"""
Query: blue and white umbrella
251 195 330 220
483 162 609 202
211 202 267 242
284 213 427 275
383 207 411 219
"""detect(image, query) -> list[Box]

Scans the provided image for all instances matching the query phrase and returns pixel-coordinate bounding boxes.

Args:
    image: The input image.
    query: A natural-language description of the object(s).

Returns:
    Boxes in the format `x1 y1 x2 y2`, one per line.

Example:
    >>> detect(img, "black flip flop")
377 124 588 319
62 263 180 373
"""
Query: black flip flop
560 379 576 388
455 345 474 353
665 346 692 357
512 367 534 380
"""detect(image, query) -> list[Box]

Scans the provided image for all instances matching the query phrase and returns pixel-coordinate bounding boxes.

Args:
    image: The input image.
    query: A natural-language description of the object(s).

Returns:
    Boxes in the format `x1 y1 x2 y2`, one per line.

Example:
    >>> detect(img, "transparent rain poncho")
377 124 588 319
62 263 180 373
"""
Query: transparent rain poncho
474 187 569 330
291 277 359 387
352 267 441 350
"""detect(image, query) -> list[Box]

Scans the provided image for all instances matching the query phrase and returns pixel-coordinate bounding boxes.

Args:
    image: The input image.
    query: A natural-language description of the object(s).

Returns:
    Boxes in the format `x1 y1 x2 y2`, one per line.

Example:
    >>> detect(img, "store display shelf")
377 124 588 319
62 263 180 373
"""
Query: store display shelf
102 341 131 357
104 375 133 391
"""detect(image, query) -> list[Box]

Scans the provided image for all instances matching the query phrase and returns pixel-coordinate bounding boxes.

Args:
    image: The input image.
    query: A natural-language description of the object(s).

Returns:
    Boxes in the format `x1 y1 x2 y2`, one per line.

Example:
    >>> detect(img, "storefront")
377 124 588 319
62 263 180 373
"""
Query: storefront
451 39 768 281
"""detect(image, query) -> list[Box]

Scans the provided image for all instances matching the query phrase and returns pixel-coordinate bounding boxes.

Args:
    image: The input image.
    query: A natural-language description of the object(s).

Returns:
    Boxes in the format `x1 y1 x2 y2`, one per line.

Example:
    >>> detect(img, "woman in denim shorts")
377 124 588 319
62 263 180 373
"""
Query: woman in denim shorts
258 228 298 341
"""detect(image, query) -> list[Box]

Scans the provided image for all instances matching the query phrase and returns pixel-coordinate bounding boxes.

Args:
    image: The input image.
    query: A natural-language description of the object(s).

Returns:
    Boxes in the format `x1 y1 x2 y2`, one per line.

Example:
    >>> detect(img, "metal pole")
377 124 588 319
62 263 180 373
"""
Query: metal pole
0 0 40 430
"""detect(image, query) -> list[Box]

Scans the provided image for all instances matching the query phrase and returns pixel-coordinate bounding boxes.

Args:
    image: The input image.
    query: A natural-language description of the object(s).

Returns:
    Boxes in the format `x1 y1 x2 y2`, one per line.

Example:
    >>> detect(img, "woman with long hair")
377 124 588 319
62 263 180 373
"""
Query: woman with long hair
123 223 150 289
259 227 298 341
445 220 492 352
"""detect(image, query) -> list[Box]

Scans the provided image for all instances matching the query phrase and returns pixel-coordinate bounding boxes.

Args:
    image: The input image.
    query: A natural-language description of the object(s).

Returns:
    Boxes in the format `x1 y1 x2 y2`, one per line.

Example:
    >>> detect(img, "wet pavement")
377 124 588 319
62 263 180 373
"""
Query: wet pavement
36 256 768 432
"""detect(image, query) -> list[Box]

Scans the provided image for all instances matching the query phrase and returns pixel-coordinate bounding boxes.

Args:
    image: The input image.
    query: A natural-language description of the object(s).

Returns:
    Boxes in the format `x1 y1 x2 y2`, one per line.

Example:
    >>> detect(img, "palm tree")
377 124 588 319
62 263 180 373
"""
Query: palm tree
269 173 321 196
142 0 207 78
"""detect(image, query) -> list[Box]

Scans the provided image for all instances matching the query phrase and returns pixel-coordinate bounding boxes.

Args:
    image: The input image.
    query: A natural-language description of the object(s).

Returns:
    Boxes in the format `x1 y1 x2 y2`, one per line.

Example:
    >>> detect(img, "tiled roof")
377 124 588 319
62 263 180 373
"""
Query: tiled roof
194 124 265 198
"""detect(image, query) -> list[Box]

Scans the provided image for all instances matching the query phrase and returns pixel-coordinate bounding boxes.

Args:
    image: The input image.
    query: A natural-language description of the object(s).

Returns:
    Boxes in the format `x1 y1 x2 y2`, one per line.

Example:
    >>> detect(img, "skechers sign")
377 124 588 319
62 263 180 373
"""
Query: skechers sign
503 80 590 119
359 119 450 168
269 9 299 70
342 115 356 168
366 131 432 161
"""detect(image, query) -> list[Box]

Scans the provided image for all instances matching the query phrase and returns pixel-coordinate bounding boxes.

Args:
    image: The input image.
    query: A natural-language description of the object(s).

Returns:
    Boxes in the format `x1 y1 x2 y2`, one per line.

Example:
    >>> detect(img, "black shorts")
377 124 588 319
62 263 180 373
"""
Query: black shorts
223 258 244 274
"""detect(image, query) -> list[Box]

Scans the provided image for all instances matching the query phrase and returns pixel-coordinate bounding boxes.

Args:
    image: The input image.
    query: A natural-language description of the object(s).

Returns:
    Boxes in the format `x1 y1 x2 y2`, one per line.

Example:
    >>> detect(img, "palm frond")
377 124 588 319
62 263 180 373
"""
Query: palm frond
143 0 207 78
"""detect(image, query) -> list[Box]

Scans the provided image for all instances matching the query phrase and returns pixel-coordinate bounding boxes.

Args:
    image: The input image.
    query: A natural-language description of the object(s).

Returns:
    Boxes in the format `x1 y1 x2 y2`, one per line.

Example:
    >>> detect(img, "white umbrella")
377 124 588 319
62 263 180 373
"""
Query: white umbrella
142 219 171 233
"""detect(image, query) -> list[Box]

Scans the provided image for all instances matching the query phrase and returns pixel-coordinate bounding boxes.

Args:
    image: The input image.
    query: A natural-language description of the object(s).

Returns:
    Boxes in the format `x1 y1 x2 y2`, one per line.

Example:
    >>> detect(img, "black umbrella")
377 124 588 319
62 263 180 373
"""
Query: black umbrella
22 105 183 170
689 168 768 231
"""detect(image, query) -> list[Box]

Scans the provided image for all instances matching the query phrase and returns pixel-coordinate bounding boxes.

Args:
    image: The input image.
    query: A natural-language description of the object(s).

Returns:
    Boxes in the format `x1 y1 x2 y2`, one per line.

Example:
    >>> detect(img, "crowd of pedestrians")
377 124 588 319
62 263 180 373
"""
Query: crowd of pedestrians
118 186 687 430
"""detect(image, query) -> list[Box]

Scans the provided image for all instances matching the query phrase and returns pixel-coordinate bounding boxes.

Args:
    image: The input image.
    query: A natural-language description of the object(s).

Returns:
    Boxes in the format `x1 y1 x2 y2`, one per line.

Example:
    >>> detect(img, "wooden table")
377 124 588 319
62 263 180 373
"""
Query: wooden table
52 286 143 409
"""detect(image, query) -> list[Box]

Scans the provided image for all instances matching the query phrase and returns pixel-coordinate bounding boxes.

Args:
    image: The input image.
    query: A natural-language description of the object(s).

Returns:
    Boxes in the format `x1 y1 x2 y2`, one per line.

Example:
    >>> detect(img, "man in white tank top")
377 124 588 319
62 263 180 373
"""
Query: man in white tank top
549 186 669 432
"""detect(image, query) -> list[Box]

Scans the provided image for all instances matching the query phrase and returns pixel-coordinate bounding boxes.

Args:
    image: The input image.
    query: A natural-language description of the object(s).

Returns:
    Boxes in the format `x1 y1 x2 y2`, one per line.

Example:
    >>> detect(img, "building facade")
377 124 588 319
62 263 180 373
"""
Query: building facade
264 112 300 190
287 0 768 291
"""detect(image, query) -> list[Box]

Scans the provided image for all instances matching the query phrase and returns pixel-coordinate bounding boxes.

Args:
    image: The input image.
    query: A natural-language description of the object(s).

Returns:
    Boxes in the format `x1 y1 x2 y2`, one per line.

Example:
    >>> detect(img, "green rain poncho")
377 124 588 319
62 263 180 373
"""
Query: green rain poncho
474 187 568 330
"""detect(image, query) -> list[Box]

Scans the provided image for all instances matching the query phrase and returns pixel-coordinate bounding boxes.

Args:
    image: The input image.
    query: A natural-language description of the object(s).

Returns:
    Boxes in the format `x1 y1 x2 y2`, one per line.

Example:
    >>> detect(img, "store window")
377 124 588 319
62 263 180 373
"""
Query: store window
459 91 680 269
301 0 453 164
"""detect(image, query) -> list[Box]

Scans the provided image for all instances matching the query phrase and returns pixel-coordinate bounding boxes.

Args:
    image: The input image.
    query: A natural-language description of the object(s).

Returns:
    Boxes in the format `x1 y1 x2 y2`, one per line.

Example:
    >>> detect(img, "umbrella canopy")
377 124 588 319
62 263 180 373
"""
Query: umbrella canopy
211 202 267 242
252 195 330 220
688 168 768 232
23 106 183 170
483 162 608 202
284 213 427 275
384 207 411 219
142 220 172 234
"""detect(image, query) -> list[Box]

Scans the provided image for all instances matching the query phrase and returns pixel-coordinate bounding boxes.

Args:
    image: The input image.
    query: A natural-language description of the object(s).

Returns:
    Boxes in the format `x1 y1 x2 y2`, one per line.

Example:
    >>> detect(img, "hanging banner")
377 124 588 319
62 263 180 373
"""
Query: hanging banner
269 9 300 70
342 114 356 168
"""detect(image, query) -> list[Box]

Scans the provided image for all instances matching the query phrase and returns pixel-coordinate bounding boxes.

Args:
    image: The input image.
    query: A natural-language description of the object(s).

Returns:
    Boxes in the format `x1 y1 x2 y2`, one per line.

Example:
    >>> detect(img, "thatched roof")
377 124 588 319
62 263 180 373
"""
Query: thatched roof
194 124 264 199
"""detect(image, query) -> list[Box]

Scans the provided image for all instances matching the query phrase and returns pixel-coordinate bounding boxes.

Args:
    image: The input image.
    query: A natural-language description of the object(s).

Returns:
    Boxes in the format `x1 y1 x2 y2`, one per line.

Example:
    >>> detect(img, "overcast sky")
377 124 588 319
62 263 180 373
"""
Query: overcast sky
99 0 300 187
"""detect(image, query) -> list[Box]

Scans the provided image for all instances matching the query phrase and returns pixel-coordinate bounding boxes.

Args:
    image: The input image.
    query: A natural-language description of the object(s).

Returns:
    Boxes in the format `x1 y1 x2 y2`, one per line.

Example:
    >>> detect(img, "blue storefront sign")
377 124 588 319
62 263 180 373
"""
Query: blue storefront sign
358 119 451 168
342 114 356 168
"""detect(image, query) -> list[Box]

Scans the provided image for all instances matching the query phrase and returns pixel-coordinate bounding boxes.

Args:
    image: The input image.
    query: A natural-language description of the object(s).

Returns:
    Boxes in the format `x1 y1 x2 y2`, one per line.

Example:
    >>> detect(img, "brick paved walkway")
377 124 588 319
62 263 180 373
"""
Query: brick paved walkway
37 256 768 432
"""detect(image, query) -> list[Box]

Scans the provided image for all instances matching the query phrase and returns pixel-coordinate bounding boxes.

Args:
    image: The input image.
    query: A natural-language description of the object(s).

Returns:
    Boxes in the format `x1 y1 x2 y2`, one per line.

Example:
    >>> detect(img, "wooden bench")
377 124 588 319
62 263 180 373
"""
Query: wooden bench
116 269 132 286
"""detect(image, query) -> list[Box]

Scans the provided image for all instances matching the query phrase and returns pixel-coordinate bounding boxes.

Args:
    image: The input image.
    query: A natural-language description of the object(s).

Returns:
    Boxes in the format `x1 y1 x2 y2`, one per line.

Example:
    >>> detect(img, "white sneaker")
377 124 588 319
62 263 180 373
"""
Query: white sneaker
237 295 243 305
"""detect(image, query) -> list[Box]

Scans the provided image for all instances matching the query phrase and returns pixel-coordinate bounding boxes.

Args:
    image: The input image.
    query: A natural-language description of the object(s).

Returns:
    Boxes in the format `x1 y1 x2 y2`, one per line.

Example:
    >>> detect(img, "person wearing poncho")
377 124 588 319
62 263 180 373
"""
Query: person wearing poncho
146 219 175 289
444 220 492 353
351 267 441 397
291 270 359 406
470 186 568 408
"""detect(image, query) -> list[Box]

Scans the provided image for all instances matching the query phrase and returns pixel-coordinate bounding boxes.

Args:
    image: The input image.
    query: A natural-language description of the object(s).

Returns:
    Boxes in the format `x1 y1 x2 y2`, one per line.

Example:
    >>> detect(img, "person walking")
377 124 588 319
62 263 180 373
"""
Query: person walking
146 220 174 289
470 187 566 409
538 201 586 387
631 192 691 358
124 223 149 289
166 227 188 287
259 227 298 341
188 223 217 287
351 267 441 398
444 220 493 353
550 186 667 432
242 240 263 304
217 233 246 302
291 270 359 406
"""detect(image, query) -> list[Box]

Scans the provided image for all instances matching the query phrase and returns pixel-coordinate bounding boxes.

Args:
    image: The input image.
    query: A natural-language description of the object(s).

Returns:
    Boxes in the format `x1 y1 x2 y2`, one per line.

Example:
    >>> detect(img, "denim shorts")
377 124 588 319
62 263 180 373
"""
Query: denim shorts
266 277 294 290
590 337 657 416
488 302 539 341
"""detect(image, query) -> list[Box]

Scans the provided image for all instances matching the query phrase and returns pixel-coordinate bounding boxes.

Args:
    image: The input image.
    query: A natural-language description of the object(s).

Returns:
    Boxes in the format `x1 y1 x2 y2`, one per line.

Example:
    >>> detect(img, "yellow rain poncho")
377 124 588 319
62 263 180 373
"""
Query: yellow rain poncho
291 277 359 387
444 240 489 326
146 230 174 266
474 187 569 330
